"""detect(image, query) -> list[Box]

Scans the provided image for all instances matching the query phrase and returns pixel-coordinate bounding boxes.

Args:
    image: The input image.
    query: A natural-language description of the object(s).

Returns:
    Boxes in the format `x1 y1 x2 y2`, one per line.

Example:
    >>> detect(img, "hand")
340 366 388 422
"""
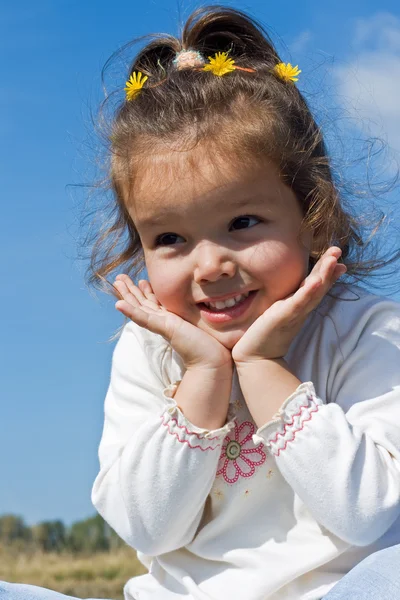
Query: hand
231 247 347 365
113 275 233 372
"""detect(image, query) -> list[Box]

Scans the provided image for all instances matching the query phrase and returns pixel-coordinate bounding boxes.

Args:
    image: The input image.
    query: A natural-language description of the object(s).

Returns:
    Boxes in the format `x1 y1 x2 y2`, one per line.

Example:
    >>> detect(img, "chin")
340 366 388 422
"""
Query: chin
211 329 245 350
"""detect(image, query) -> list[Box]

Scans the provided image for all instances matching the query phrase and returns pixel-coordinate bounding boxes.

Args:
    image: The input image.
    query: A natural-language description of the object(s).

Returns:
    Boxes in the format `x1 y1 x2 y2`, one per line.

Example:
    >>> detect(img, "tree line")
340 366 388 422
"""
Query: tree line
0 513 126 554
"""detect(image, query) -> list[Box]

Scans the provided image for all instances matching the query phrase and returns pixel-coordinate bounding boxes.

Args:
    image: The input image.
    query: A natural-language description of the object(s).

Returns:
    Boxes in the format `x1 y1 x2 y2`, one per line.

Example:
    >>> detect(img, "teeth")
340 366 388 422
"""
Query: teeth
204 292 250 310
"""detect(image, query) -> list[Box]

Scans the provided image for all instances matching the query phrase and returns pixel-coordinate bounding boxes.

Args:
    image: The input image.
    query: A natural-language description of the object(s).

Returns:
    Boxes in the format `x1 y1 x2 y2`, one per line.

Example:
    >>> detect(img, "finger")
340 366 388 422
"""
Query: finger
116 274 148 304
115 298 162 324
320 255 339 280
116 273 143 292
115 300 174 339
117 275 161 311
115 274 140 300
115 300 150 326
299 262 341 309
112 282 124 301
328 246 343 258
113 280 140 308
302 274 323 296
115 280 163 315
138 279 160 305
282 252 345 323
307 248 343 288
138 279 150 294
290 274 325 313
321 254 347 284
299 258 325 289
333 263 347 279
319 246 342 260
318 246 342 263
136 280 162 310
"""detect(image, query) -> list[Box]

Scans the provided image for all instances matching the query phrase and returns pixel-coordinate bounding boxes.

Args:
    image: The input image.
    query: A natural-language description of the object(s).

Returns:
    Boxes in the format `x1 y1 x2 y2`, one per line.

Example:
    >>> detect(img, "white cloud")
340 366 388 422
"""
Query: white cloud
334 13 400 156
353 13 400 51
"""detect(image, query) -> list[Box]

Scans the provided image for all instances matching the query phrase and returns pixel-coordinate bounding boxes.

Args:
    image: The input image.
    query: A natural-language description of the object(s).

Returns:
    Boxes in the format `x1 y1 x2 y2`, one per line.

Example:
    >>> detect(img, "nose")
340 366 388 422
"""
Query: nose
193 241 237 284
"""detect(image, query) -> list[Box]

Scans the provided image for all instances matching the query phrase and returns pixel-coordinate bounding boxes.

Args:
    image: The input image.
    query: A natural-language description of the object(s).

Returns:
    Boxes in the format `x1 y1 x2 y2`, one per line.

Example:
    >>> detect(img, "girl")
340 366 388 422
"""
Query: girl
3 5 400 600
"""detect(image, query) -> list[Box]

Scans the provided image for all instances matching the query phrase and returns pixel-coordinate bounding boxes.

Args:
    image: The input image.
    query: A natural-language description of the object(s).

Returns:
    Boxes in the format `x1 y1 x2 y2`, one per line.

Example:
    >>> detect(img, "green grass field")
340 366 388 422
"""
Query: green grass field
0 545 147 599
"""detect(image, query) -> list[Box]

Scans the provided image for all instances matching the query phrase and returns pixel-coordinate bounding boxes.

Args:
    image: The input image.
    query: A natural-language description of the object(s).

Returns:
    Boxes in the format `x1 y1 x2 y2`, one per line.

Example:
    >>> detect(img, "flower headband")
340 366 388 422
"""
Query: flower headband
124 50 301 101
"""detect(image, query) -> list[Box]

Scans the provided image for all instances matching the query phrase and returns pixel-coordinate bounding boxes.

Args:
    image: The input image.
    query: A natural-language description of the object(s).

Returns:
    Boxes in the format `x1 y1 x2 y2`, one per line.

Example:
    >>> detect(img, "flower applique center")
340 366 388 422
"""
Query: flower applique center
226 440 241 460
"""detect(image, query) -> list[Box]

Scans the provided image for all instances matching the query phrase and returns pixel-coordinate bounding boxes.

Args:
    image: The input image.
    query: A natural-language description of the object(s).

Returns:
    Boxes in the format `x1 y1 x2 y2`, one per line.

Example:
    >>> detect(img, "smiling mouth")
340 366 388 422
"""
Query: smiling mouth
198 290 257 313
200 291 251 311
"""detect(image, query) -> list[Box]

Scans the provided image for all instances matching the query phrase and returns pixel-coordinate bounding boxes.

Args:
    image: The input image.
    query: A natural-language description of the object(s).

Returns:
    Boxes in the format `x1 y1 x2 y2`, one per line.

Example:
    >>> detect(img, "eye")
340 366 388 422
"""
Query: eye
155 232 184 246
229 215 261 231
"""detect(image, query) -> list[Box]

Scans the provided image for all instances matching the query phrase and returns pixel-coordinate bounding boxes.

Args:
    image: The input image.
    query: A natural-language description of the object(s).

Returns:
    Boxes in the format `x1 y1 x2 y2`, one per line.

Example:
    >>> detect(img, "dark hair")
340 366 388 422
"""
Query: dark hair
84 5 400 300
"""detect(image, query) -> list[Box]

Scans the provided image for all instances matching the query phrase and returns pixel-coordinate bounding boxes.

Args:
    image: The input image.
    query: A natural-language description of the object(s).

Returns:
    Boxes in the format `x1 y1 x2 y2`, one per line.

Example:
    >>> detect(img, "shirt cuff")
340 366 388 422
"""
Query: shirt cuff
162 382 236 448
252 381 324 455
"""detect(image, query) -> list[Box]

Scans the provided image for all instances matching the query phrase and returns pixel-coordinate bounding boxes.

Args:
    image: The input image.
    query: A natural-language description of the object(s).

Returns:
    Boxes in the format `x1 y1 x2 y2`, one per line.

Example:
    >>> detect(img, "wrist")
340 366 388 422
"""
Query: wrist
235 356 286 371
235 358 301 428
175 363 233 430
186 359 234 376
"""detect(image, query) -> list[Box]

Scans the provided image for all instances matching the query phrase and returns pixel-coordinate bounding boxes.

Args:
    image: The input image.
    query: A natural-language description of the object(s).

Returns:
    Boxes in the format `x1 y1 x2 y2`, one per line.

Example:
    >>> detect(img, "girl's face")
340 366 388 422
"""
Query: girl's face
127 147 313 349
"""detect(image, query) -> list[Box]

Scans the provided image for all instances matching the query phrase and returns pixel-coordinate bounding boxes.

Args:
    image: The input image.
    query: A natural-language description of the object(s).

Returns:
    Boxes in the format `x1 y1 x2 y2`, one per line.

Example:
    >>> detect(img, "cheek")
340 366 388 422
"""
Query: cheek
147 262 186 311
249 239 306 272
249 239 309 293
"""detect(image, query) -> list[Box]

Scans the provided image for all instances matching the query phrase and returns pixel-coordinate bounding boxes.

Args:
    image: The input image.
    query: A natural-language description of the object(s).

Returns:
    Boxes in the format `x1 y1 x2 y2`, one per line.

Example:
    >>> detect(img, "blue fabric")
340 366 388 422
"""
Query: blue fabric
1 545 400 600
323 544 400 599
0 583 113 600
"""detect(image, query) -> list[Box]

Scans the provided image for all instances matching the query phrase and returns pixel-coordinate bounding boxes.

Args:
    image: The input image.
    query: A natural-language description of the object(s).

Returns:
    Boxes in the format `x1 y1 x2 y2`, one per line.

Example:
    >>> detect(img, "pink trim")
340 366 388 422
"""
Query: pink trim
269 397 319 457
237 421 255 446
164 414 220 441
161 414 221 451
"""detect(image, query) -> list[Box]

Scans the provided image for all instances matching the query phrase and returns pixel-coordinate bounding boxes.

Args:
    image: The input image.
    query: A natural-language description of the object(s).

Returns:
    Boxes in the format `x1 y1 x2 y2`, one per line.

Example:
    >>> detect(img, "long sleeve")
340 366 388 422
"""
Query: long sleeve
91 321 234 556
253 296 400 547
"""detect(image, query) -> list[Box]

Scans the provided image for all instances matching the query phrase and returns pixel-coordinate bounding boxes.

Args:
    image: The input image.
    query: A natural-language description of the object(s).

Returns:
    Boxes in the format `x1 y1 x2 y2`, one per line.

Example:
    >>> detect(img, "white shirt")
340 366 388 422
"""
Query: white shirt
91 283 400 600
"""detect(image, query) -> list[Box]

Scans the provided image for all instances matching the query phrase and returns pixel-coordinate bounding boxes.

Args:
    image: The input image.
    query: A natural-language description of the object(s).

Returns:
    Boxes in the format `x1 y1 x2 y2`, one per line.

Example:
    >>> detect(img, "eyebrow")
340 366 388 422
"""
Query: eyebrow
135 194 276 229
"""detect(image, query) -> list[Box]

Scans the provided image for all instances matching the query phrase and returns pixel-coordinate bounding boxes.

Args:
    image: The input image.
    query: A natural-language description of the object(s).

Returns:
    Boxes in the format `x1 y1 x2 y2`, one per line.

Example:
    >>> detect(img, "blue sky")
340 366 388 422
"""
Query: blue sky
2 0 400 527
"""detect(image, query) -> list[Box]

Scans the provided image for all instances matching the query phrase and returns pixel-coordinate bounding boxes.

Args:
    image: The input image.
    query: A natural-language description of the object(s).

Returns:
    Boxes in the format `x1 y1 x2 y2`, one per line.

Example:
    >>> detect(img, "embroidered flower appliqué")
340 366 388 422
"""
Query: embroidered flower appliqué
217 420 266 484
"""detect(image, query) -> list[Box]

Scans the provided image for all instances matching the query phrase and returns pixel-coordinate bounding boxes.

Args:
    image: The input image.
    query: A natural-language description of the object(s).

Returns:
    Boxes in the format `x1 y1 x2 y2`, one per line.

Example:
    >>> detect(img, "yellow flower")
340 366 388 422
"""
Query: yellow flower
273 62 301 83
125 71 148 100
203 52 236 77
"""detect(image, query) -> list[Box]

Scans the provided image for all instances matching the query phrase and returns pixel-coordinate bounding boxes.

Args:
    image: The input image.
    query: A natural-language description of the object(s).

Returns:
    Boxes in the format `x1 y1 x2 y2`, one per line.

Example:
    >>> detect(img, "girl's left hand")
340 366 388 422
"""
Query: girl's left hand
231 247 347 365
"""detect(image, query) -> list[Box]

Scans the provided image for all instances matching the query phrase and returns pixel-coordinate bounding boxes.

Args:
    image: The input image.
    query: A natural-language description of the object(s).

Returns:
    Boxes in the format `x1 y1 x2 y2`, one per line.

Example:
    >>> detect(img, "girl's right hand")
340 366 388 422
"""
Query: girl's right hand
113 275 233 372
